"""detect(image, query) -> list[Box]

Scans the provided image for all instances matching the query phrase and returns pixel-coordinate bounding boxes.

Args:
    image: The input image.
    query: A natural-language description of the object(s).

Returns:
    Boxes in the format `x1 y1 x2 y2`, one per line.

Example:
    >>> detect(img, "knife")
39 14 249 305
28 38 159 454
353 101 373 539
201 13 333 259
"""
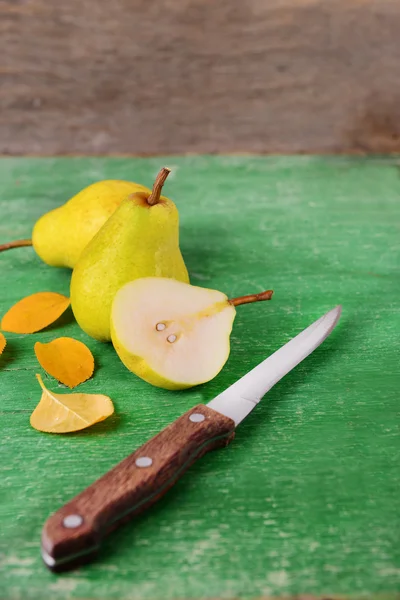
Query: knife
41 305 341 571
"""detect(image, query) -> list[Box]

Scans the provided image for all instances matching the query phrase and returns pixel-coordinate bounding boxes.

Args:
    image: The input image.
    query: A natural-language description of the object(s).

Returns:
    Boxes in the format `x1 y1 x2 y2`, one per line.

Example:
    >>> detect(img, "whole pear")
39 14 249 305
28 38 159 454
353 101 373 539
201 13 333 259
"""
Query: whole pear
70 168 189 342
32 180 150 268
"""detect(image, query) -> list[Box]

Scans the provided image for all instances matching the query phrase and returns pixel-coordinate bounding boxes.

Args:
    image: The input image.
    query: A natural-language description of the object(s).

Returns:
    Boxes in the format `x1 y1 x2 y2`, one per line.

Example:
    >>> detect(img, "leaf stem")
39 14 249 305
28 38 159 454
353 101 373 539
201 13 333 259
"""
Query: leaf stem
36 373 46 391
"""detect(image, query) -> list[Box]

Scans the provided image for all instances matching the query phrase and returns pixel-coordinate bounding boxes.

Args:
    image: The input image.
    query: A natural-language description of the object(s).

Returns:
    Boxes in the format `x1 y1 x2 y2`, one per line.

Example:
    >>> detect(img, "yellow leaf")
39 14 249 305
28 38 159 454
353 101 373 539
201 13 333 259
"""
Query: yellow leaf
0 332 6 355
34 337 94 388
1 292 70 334
31 374 114 433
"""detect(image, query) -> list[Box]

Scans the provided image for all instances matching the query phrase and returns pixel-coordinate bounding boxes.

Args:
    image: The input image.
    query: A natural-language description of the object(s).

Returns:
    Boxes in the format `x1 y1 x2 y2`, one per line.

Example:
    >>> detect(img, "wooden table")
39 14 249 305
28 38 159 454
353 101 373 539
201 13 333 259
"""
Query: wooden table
0 156 399 599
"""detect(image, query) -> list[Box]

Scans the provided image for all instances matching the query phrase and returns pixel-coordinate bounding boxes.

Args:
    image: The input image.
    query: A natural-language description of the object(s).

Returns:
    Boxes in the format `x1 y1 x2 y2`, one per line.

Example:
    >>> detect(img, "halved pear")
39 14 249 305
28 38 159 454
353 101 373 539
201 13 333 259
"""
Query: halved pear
110 277 273 390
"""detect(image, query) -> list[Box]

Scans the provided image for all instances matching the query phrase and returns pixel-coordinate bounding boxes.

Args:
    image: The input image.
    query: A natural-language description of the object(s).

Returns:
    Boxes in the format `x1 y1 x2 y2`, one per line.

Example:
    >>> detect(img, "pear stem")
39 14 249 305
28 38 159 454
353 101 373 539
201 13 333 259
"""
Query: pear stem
229 289 274 307
0 239 33 252
147 167 171 206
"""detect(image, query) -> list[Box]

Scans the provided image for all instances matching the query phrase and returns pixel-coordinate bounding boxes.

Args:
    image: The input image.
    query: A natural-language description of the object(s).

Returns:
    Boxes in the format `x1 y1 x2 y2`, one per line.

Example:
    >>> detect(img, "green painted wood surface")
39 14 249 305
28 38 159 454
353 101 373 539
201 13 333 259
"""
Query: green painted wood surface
0 156 399 600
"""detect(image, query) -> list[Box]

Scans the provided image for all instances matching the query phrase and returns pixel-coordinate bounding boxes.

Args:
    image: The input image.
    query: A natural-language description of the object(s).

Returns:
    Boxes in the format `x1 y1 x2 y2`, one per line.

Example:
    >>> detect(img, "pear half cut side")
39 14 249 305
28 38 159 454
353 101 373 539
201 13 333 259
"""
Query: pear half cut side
110 278 236 390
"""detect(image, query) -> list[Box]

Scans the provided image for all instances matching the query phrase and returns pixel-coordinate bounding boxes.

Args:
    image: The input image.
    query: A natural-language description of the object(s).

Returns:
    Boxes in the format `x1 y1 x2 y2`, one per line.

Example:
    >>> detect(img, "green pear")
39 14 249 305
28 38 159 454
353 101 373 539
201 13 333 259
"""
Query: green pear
71 168 189 342
32 179 150 268
110 277 273 390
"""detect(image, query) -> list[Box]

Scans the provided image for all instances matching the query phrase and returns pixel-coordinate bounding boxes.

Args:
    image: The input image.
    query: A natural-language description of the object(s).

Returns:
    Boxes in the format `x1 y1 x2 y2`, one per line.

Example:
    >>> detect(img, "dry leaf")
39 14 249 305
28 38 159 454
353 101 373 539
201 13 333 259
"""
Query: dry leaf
31 374 114 433
1 292 70 334
34 337 94 388
0 332 6 355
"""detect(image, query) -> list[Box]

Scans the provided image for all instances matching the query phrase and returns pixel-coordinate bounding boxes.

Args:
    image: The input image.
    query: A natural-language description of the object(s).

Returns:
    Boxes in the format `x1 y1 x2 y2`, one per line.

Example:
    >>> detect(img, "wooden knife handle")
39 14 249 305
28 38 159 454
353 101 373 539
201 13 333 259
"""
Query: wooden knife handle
41 404 235 571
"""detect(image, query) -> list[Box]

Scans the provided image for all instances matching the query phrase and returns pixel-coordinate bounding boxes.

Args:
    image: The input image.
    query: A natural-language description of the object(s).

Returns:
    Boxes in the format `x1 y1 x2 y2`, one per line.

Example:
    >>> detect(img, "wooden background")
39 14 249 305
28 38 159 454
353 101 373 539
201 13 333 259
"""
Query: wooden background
1 0 400 155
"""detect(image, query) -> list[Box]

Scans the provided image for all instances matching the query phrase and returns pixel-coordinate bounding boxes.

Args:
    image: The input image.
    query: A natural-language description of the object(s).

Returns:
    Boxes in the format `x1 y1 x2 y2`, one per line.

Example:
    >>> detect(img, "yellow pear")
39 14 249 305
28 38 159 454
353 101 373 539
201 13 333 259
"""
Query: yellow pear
111 277 273 390
71 168 189 342
32 179 150 268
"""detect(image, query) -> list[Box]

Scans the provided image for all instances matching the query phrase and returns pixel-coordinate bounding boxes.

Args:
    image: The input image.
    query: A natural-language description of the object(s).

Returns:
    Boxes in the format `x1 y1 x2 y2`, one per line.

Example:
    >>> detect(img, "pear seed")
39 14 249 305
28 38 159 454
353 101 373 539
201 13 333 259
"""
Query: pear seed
167 334 177 343
156 323 166 331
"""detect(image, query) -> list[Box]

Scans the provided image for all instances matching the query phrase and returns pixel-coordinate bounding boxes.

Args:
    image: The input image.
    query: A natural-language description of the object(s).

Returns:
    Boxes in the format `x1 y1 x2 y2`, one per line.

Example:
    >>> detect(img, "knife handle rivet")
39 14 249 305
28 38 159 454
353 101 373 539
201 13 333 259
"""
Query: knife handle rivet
62 514 83 529
189 413 205 423
135 456 153 468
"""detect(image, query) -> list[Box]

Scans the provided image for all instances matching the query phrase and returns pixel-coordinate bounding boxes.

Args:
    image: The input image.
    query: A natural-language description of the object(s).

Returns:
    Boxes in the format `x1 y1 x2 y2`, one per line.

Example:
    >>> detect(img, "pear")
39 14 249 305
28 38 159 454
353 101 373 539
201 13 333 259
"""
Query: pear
0 179 150 268
110 277 273 390
71 168 189 342
32 180 150 268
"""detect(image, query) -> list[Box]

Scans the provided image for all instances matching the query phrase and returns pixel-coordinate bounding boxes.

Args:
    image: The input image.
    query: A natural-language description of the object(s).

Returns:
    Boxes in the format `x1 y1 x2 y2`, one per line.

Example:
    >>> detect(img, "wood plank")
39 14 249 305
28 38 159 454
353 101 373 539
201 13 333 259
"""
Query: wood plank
0 156 399 599
1 0 400 154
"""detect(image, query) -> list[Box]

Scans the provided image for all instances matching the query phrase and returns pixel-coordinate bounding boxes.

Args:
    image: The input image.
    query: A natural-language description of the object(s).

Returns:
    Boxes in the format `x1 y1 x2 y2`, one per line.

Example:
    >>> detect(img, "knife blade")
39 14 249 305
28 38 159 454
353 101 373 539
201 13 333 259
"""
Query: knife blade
41 305 341 571
208 305 342 424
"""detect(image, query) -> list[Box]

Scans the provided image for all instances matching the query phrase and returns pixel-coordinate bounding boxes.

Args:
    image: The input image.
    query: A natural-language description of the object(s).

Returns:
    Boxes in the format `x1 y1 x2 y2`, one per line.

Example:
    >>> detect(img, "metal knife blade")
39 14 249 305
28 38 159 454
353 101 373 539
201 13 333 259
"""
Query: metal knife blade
207 305 342 425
